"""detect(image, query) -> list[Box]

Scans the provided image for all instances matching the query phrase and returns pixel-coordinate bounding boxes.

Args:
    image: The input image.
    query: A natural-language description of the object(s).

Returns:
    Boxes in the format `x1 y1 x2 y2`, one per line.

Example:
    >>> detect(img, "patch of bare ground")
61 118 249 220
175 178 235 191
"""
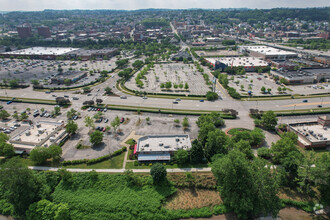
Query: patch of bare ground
165 188 222 210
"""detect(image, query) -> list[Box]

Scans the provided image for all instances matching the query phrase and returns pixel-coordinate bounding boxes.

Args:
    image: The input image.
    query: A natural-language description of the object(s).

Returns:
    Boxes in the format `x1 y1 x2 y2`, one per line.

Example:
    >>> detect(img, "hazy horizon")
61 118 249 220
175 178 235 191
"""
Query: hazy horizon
1 0 329 12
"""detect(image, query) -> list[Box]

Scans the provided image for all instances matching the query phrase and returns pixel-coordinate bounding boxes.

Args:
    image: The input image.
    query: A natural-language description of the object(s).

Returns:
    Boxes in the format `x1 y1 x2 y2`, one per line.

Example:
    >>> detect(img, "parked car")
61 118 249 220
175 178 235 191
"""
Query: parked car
120 117 125 123
103 109 107 112
6 101 12 105
104 118 109 123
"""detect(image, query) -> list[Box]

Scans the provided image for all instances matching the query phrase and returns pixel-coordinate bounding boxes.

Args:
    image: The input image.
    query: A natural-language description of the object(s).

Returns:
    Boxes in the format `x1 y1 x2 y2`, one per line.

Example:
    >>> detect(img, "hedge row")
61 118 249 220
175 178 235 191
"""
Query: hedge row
62 147 126 166
275 110 330 117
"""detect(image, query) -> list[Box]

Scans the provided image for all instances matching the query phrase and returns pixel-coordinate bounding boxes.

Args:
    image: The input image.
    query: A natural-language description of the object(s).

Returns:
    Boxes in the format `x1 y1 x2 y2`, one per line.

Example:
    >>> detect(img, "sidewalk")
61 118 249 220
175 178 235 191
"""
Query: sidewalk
28 166 212 173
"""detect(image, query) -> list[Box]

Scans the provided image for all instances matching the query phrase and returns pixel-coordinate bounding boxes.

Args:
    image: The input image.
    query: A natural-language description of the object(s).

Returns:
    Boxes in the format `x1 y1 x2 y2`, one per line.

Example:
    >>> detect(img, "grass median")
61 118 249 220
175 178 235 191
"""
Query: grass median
106 104 236 118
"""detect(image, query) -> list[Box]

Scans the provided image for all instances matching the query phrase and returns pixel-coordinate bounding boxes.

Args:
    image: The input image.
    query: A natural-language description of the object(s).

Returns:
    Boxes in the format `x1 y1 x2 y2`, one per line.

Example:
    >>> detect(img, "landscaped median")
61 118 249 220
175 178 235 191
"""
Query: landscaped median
274 107 330 116
0 96 57 105
104 104 236 118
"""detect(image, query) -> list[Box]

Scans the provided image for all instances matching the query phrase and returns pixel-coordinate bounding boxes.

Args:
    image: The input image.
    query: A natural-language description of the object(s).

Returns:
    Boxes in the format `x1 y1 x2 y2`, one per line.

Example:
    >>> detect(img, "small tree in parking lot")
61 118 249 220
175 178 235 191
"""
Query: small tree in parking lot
66 120 78 135
261 86 266 94
0 110 10 120
90 130 103 146
182 117 189 130
96 99 103 105
111 116 120 134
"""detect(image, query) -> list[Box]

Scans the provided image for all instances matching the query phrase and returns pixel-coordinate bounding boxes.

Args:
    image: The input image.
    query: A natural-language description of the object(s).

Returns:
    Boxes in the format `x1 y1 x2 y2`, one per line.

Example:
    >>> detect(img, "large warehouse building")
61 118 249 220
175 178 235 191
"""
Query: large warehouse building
239 46 298 60
0 47 119 60
206 57 269 72
271 68 330 84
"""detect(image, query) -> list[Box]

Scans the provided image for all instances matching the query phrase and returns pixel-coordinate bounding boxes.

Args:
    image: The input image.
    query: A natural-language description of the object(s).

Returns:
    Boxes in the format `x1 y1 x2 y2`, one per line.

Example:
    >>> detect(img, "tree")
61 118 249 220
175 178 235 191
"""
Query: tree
196 113 224 128
184 82 189 90
111 116 120 133
0 142 15 158
67 108 77 119
150 163 167 184
30 147 50 165
9 79 19 88
261 86 266 94
0 110 10 120
312 153 330 204
132 60 144 69
12 112 19 120
146 117 150 124
90 130 103 146
83 86 92 93
212 150 280 219
96 99 103 105
175 149 190 165
190 140 204 164
182 117 189 130
53 106 61 115
84 116 94 131
0 158 42 217
66 120 78 134
261 110 278 130
296 151 316 199
31 80 39 86
174 119 180 126
235 140 254 159
198 122 215 146
48 145 62 162
267 88 271 94
205 129 228 160
104 86 112 95
206 91 218 101
63 79 71 86
55 97 70 105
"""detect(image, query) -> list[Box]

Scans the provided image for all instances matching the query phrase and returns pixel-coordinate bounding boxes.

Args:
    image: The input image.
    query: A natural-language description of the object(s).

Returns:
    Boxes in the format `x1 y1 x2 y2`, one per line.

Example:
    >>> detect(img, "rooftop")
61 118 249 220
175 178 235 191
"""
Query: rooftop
136 135 191 153
273 68 330 79
289 123 329 144
3 47 80 56
242 46 297 56
207 57 268 67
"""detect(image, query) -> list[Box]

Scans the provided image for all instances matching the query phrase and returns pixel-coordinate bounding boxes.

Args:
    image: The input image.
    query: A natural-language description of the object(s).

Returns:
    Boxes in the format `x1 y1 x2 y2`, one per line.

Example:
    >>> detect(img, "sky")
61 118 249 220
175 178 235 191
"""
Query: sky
1 0 329 11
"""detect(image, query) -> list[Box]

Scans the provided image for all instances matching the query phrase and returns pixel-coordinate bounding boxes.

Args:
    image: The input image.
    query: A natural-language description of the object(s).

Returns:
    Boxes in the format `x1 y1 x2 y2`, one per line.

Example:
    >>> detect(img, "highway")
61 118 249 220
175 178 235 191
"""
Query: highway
1 78 330 115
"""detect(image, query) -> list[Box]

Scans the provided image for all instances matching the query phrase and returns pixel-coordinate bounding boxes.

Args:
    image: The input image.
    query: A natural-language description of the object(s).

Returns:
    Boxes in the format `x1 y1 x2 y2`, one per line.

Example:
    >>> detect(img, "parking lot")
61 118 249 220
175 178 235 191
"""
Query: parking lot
0 58 118 86
228 72 330 96
125 63 211 95
0 101 201 160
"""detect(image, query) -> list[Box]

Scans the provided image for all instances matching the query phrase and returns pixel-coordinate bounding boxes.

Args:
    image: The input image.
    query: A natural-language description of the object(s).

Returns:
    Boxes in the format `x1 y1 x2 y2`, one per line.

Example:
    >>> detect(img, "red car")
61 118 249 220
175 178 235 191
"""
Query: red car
120 117 125 123
97 108 100 111
102 127 107 132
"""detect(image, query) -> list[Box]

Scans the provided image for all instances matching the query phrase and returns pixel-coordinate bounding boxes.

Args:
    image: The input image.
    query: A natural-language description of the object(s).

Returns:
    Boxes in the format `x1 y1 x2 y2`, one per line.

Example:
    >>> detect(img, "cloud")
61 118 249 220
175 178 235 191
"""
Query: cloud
1 0 329 11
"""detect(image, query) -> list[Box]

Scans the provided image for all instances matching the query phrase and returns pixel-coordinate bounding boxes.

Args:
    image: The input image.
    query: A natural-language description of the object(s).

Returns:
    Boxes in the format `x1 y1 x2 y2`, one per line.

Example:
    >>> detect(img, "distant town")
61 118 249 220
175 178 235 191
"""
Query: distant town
0 7 329 220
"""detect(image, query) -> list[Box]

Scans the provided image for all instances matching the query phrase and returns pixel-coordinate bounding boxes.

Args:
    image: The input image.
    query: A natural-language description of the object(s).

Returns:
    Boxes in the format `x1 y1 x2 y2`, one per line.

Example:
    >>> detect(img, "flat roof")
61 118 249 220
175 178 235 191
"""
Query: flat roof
289 123 330 143
207 57 268 67
242 46 297 56
3 47 80 56
137 135 191 153
273 68 330 79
